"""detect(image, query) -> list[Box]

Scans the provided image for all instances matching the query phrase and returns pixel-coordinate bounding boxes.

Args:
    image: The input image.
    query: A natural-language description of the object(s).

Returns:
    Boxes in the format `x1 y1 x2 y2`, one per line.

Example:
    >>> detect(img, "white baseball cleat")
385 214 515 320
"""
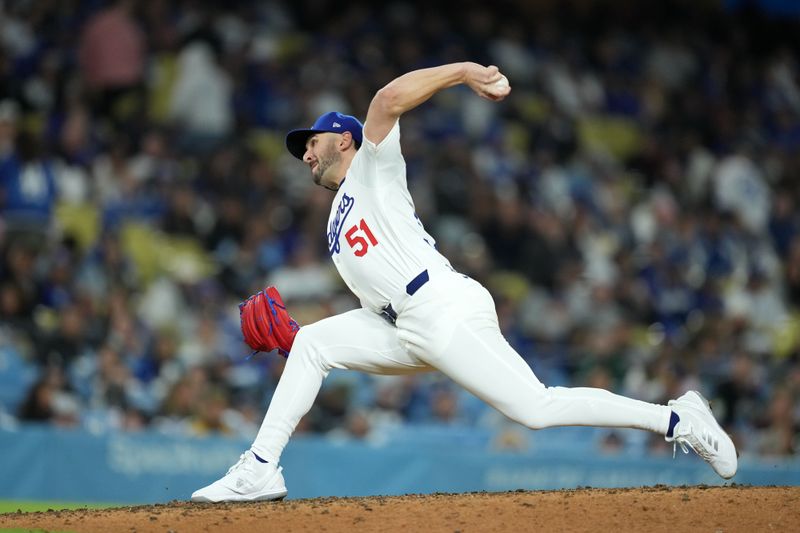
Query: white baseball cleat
191 450 288 503
666 391 738 479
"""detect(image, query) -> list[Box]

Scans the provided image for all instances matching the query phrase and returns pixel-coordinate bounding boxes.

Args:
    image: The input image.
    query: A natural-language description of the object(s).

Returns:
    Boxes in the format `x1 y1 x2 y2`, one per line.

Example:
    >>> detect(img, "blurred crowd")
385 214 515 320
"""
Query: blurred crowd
1 0 799 459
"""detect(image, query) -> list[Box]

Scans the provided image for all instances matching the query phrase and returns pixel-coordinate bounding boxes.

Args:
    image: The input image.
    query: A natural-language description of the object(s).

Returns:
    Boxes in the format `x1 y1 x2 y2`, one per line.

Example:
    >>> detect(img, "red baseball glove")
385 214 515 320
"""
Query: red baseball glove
239 286 300 357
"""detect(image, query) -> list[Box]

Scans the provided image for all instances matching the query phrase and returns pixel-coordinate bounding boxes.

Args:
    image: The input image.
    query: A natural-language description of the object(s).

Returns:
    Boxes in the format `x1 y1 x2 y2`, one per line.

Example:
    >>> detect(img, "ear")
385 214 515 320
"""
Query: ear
338 131 355 151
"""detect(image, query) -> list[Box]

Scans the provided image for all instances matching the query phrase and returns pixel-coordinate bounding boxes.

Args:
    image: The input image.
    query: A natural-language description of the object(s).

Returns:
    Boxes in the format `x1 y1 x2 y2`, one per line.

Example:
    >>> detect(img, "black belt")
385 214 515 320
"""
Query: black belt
381 270 429 324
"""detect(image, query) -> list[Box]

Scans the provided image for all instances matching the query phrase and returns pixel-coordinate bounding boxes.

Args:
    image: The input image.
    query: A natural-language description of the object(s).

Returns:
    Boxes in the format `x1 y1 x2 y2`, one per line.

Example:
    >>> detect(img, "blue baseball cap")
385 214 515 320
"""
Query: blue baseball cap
285 111 364 160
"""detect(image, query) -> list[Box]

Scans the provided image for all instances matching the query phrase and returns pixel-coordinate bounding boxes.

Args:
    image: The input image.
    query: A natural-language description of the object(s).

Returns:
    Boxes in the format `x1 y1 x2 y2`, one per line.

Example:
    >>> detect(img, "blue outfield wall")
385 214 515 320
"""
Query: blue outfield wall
0 426 798 504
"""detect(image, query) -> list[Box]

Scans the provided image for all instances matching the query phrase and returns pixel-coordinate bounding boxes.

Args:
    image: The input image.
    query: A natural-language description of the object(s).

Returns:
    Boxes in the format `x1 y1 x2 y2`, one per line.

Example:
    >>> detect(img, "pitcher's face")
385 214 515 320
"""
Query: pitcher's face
303 133 343 189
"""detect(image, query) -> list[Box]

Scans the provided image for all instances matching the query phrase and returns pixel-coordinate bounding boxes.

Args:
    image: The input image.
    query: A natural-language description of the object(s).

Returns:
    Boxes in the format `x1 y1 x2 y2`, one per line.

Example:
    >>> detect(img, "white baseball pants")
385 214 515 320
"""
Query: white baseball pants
251 271 672 463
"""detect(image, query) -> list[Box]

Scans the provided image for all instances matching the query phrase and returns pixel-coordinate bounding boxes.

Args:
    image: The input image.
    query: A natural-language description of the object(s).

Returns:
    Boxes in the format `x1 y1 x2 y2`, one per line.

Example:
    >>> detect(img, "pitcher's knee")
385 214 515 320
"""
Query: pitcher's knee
511 410 548 430
519 415 549 430
505 387 553 430
288 326 328 369
290 326 313 352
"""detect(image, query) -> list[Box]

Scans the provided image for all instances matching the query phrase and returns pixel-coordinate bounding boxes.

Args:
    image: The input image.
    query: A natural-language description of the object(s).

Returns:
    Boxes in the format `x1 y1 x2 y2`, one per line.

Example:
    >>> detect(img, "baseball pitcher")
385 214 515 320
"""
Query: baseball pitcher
191 62 737 502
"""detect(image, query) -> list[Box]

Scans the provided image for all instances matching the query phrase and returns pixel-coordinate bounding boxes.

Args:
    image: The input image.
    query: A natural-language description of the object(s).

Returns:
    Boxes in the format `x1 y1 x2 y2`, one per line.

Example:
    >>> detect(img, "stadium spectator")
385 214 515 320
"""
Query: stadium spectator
0 0 797 461
78 0 145 128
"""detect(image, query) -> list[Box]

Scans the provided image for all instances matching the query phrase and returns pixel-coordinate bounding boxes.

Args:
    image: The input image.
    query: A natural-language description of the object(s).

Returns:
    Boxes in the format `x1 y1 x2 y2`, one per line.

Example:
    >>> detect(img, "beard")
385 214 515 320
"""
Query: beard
312 142 341 189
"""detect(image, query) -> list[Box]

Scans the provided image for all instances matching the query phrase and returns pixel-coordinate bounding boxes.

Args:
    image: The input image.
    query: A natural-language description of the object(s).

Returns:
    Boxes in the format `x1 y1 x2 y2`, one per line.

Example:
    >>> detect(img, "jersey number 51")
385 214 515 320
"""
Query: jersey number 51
345 219 379 257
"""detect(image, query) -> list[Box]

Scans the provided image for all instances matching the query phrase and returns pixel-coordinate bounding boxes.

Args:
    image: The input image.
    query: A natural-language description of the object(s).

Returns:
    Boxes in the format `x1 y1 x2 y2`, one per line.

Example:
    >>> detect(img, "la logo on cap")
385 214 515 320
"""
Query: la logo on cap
332 122 341 127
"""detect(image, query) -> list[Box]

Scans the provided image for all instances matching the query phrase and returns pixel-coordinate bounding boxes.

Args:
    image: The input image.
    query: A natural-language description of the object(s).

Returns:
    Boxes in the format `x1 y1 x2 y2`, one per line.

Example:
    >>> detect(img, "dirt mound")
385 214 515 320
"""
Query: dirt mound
1 485 796 532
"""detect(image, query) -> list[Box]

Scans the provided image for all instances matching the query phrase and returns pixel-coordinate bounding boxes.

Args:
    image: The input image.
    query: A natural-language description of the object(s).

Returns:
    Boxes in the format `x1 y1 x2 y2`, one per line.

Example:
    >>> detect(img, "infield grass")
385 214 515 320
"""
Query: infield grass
0 500 115 514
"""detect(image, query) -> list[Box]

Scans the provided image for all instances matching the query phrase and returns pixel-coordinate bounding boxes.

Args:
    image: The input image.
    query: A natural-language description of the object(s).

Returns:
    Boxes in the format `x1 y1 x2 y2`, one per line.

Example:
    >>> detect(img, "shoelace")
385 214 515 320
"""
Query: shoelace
673 437 691 459
225 453 247 475
225 453 258 476
672 424 713 461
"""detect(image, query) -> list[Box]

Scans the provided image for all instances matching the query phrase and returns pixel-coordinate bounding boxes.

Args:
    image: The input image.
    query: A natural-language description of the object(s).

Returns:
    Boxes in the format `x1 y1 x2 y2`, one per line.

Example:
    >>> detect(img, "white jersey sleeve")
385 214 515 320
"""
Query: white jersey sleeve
347 120 406 189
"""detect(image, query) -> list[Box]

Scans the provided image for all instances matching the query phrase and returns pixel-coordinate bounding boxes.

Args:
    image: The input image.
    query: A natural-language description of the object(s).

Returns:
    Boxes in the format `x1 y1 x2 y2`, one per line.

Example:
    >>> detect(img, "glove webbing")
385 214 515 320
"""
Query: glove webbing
240 290 300 358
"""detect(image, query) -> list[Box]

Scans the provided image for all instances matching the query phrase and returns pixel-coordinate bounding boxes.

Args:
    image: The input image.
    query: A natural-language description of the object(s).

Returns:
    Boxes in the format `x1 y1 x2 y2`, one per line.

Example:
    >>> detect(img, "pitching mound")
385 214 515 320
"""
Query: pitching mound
1 485 797 532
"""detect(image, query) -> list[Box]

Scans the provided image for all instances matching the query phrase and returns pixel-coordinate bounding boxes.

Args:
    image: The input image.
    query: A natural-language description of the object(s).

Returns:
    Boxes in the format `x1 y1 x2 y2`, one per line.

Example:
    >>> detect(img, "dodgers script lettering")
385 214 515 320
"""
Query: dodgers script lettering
328 193 355 255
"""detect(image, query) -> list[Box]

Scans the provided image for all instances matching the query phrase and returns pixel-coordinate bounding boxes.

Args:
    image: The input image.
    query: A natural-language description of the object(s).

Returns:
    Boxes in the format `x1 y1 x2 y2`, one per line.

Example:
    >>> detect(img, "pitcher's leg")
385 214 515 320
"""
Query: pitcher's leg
430 319 671 432
251 308 430 463
399 279 671 434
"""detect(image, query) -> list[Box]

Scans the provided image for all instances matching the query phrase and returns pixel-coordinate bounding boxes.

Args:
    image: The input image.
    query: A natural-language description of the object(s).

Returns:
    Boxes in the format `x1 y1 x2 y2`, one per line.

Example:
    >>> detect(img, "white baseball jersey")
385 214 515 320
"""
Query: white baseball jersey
326 120 453 312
